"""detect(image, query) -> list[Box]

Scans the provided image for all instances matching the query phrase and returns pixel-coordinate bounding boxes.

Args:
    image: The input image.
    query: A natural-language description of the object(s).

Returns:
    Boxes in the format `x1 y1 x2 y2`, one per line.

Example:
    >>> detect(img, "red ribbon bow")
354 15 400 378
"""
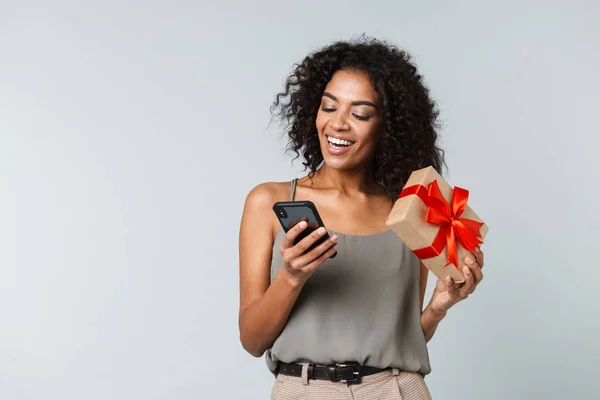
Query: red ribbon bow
399 180 484 269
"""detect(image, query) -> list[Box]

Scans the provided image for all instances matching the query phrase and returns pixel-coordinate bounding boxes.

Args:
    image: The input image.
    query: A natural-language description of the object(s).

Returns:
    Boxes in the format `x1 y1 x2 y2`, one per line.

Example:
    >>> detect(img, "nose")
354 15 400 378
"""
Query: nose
330 112 350 131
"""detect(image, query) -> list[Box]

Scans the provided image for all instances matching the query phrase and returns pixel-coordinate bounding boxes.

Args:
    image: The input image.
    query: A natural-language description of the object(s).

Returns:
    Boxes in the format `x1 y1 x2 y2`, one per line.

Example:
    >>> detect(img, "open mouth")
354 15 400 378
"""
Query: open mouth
326 135 355 148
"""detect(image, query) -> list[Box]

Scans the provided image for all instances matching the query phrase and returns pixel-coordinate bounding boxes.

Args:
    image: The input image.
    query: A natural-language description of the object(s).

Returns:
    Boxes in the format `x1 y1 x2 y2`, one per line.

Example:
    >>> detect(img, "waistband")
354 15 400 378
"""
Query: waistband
277 362 390 384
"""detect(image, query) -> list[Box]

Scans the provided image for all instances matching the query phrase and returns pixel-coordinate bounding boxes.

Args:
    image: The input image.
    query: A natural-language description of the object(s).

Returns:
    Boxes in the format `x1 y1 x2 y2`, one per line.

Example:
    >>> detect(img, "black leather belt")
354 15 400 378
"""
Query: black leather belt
277 362 389 384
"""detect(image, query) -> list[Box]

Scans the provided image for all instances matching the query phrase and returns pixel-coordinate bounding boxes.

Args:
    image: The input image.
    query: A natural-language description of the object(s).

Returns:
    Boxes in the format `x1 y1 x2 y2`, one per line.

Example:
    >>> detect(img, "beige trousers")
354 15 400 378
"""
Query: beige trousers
271 364 432 400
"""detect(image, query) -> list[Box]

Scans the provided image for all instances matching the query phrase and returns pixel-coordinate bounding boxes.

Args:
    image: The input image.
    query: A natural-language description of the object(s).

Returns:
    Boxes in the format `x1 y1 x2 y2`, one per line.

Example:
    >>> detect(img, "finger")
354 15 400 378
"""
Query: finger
459 266 475 298
474 247 484 268
295 233 338 266
280 220 308 249
445 276 453 289
286 217 309 230
471 265 483 288
293 226 329 255
445 276 458 295
465 256 483 285
305 243 339 273
466 265 481 294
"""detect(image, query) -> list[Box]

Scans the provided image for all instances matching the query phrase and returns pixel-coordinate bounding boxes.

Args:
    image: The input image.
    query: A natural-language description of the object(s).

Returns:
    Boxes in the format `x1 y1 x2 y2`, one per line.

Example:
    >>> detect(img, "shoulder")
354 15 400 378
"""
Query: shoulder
241 181 292 239
243 181 292 212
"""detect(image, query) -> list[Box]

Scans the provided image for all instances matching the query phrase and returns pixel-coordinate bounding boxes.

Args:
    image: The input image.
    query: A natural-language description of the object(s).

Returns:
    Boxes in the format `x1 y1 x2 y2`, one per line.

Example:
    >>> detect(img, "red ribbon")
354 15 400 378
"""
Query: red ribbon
398 180 484 269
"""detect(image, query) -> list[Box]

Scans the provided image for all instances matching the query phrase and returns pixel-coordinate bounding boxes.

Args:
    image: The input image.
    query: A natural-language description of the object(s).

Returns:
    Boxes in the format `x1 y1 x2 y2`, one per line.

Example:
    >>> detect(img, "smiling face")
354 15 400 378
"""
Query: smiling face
315 69 382 171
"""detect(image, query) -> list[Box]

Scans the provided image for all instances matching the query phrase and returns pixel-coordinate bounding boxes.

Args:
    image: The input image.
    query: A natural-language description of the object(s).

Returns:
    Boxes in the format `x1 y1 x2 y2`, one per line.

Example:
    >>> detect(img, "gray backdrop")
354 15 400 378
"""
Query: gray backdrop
1 0 598 399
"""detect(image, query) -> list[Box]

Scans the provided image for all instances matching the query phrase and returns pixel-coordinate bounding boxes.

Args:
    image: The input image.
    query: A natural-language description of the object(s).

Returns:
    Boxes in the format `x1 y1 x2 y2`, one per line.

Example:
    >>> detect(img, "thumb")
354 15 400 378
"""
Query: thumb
445 276 455 293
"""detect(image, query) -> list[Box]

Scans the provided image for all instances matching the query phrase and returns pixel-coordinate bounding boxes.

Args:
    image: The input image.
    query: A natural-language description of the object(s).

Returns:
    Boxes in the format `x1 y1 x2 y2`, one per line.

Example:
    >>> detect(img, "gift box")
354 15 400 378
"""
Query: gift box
385 166 489 283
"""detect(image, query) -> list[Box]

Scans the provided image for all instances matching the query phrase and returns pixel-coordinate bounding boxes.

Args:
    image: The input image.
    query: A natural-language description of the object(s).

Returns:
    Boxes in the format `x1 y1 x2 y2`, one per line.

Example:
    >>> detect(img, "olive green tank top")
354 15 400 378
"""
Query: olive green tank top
265 179 432 375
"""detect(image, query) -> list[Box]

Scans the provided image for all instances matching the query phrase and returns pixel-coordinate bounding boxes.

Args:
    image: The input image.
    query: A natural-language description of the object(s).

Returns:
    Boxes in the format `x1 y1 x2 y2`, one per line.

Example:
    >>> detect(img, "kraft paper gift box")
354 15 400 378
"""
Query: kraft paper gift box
385 166 489 283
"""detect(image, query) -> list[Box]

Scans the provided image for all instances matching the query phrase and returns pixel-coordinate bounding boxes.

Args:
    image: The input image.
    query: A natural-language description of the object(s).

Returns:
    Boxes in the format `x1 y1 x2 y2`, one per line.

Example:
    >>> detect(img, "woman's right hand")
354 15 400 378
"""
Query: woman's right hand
279 221 338 287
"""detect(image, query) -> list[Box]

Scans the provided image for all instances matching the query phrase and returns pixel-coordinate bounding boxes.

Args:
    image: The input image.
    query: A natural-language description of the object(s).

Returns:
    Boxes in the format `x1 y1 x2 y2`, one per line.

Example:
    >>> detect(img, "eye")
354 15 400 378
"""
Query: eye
321 107 336 113
353 113 371 122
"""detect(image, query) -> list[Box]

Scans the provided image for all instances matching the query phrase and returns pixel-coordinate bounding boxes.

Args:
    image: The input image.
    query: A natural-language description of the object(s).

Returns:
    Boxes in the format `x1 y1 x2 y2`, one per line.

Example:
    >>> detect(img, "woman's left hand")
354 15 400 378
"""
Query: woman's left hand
429 247 485 315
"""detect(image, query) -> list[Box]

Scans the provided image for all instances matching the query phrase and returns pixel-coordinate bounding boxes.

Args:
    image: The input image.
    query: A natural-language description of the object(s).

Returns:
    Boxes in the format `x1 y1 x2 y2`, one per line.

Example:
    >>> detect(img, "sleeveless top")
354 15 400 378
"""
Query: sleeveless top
265 179 432 376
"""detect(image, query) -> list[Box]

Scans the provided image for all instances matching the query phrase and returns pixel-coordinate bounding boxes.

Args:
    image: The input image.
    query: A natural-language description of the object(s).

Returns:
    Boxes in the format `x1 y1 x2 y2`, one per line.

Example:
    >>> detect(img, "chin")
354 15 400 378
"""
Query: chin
323 159 352 170
319 138 362 168
320 150 360 171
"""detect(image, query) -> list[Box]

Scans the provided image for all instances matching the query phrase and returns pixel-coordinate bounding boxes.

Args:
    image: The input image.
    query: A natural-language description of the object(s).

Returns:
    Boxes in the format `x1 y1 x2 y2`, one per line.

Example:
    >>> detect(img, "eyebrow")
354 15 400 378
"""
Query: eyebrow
322 92 378 109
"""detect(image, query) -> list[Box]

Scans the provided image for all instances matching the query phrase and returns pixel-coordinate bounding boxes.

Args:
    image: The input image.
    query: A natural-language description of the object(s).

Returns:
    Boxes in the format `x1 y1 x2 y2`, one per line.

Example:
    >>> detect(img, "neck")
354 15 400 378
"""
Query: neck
312 162 379 194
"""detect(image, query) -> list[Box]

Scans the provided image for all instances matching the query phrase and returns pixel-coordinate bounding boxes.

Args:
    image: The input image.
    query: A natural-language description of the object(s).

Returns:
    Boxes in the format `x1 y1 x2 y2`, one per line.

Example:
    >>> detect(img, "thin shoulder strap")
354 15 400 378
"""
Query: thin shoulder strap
290 178 298 201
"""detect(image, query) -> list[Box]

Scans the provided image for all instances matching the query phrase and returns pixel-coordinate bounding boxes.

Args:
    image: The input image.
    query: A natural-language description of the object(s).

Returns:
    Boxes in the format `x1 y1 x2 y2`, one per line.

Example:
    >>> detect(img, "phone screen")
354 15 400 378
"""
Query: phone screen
278 205 319 232
273 201 337 258
273 202 334 256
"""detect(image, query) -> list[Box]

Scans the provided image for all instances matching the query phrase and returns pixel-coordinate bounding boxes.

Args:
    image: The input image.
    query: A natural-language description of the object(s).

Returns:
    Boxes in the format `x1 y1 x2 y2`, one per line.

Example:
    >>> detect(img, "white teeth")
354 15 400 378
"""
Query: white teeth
327 136 353 146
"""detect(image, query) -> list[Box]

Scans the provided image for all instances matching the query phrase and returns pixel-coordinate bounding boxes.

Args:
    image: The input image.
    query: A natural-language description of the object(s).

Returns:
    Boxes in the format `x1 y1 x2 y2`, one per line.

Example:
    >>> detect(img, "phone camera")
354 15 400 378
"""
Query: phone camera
278 208 288 218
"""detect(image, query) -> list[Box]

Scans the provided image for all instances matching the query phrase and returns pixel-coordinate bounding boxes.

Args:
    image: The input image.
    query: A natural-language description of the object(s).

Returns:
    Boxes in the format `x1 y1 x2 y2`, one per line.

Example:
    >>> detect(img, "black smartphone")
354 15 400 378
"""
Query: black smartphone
272 200 337 259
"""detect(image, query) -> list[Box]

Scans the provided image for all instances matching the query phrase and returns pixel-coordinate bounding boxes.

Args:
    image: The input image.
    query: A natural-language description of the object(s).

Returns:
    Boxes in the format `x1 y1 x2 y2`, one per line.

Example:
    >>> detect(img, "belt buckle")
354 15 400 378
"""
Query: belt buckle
336 362 361 383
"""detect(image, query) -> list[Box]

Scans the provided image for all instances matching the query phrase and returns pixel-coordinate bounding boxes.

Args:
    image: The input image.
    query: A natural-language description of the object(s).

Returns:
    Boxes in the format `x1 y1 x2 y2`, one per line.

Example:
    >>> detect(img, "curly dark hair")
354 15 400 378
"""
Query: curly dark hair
271 35 446 198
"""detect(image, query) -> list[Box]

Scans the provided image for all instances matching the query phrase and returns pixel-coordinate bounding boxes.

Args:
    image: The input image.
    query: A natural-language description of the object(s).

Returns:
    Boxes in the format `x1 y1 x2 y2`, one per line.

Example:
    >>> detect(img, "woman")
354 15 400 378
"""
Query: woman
238 36 485 399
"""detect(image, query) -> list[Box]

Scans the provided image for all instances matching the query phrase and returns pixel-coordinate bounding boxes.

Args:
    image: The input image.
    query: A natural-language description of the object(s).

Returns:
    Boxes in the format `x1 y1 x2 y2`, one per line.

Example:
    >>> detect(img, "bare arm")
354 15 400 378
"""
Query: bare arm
238 184 338 357
420 248 486 342
421 303 447 343
238 184 298 357
419 262 447 343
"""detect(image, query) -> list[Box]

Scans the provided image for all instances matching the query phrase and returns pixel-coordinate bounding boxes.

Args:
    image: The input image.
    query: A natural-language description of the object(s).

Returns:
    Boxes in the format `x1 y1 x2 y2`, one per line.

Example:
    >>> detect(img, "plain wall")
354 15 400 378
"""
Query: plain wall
1 0 599 399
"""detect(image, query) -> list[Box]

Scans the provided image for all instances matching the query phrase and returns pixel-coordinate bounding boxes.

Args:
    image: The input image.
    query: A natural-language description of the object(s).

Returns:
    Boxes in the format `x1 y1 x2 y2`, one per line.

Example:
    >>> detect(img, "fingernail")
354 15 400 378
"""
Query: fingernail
465 257 473 265
317 227 326 235
464 267 471 274
475 247 481 253
330 235 338 242
299 221 307 228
